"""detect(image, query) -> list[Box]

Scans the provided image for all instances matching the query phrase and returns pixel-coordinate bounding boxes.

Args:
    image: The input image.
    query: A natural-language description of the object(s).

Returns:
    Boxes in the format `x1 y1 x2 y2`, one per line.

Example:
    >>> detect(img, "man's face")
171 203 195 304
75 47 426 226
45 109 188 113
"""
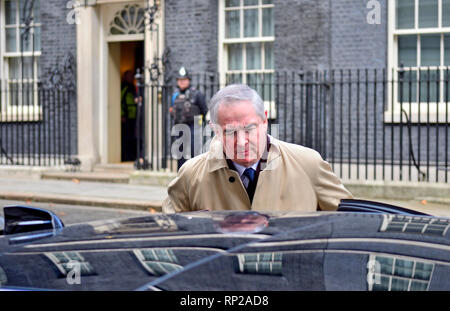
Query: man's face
177 78 190 91
215 100 268 167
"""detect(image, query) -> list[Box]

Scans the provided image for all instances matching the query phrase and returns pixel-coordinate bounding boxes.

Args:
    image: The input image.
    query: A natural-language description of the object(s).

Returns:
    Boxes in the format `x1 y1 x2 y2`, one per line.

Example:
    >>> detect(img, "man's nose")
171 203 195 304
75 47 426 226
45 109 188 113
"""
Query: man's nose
235 131 248 147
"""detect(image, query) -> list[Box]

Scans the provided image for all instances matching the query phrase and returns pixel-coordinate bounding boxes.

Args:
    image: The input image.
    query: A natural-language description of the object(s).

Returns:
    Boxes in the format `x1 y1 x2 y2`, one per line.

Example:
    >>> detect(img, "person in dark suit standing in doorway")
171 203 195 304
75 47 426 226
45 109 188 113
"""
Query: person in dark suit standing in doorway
121 70 138 162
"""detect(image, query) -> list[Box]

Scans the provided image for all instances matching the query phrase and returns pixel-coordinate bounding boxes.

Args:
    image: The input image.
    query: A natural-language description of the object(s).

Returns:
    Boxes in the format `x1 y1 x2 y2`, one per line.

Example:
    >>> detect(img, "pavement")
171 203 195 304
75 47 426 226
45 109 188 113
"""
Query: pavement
0 175 167 212
0 171 449 217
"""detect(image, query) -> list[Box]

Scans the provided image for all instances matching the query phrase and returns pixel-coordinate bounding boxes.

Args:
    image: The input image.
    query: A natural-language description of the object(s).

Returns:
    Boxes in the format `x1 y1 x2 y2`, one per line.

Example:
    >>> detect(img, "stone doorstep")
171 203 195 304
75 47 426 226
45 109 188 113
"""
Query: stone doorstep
93 163 135 172
129 171 177 187
0 191 162 212
41 171 130 184
40 171 178 187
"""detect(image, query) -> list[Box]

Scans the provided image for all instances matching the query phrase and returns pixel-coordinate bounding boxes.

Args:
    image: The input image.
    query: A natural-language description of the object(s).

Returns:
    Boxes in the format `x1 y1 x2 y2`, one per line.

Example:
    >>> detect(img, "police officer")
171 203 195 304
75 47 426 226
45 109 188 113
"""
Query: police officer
170 67 208 170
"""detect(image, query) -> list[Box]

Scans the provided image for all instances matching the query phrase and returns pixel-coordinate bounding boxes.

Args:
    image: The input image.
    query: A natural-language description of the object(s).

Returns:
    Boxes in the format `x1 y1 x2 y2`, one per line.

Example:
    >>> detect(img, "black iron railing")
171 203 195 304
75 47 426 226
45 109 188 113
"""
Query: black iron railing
0 84 75 167
143 68 449 183
0 66 448 183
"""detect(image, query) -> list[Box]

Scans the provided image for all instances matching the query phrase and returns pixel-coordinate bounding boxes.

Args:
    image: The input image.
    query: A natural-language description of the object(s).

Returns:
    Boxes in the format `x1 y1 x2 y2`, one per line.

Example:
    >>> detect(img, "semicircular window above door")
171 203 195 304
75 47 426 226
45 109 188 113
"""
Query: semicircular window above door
109 4 145 35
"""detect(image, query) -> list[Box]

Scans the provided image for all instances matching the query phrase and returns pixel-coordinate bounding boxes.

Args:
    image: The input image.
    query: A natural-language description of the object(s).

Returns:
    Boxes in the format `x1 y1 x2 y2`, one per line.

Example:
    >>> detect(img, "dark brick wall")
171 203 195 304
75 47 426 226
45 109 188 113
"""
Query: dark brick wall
164 0 218 82
274 0 388 71
40 0 77 157
40 0 77 77
274 0 331 71
330 0 388 69
164 0 388 72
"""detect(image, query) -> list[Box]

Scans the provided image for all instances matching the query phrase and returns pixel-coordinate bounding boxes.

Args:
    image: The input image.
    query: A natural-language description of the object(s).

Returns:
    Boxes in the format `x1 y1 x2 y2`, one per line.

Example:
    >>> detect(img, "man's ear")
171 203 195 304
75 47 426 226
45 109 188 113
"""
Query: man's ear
210 122 221 137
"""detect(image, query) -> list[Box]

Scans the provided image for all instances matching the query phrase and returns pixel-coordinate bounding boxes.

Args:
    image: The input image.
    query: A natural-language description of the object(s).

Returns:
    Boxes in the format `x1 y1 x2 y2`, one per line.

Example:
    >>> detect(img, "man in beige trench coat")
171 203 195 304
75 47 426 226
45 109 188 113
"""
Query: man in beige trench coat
162 84 352 213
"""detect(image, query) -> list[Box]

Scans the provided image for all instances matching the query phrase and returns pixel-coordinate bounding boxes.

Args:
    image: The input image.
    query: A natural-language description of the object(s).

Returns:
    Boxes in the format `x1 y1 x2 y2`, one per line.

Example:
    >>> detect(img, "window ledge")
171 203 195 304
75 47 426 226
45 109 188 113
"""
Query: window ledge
383 111 449 124
0 112 43 123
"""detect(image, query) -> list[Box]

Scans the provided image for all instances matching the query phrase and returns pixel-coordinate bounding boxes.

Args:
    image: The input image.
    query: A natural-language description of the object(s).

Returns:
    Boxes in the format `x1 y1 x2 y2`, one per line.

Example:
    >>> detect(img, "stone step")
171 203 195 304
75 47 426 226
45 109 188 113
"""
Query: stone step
41 171 130 184
93 162 136 173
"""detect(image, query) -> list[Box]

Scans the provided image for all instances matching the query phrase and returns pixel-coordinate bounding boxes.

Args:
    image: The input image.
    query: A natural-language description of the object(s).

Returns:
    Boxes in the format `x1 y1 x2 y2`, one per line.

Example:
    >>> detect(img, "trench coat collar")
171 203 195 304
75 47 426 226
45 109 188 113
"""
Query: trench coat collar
206 134 281 173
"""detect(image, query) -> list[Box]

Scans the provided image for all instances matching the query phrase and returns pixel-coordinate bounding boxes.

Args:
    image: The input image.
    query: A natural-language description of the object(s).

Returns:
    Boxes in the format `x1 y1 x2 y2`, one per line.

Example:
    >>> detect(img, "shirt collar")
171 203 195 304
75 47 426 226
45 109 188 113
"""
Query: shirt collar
232 160 259 177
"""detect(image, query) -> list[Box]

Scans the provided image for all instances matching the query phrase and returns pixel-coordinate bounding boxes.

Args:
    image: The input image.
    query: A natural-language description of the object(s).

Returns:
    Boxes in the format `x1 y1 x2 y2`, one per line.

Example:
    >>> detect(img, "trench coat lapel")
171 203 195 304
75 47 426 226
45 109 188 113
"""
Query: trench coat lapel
206 135 282 207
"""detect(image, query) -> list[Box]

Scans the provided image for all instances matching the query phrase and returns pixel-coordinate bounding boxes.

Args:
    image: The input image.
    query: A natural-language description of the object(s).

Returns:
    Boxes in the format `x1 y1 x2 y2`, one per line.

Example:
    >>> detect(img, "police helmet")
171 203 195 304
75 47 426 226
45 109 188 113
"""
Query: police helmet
177 67 190 80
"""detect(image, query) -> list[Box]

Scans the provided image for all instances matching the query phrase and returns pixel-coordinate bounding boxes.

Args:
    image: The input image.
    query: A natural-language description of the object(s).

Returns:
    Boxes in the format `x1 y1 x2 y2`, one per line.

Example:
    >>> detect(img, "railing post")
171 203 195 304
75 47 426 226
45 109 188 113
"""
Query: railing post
134 68 149 170
305 71 313 149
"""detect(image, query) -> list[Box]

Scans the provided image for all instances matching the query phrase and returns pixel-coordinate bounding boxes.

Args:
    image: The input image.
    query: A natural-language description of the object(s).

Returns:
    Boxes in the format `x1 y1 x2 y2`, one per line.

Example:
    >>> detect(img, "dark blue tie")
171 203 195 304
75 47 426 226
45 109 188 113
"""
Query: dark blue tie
243 168 256 184
243 168 256 203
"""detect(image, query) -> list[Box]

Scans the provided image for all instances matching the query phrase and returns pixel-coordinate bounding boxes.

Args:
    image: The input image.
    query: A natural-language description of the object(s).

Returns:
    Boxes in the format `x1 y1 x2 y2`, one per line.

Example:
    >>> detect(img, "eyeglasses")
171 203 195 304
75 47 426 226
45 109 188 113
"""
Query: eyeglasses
222 124 259 137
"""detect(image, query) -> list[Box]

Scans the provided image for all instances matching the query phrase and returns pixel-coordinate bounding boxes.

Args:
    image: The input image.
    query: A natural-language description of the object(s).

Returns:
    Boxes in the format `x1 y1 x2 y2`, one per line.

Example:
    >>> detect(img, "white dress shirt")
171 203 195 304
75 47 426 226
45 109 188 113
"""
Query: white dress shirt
231 161 259 188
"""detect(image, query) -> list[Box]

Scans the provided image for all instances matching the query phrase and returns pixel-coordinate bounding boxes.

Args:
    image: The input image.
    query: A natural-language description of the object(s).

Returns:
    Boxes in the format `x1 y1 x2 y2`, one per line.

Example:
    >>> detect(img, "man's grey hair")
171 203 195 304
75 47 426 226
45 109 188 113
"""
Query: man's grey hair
208 84 265 124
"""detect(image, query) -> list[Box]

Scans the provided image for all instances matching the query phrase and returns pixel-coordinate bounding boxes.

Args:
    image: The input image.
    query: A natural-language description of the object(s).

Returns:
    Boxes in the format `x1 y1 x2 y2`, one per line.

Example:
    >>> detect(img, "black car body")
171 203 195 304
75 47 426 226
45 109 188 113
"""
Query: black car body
0 200 449 291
